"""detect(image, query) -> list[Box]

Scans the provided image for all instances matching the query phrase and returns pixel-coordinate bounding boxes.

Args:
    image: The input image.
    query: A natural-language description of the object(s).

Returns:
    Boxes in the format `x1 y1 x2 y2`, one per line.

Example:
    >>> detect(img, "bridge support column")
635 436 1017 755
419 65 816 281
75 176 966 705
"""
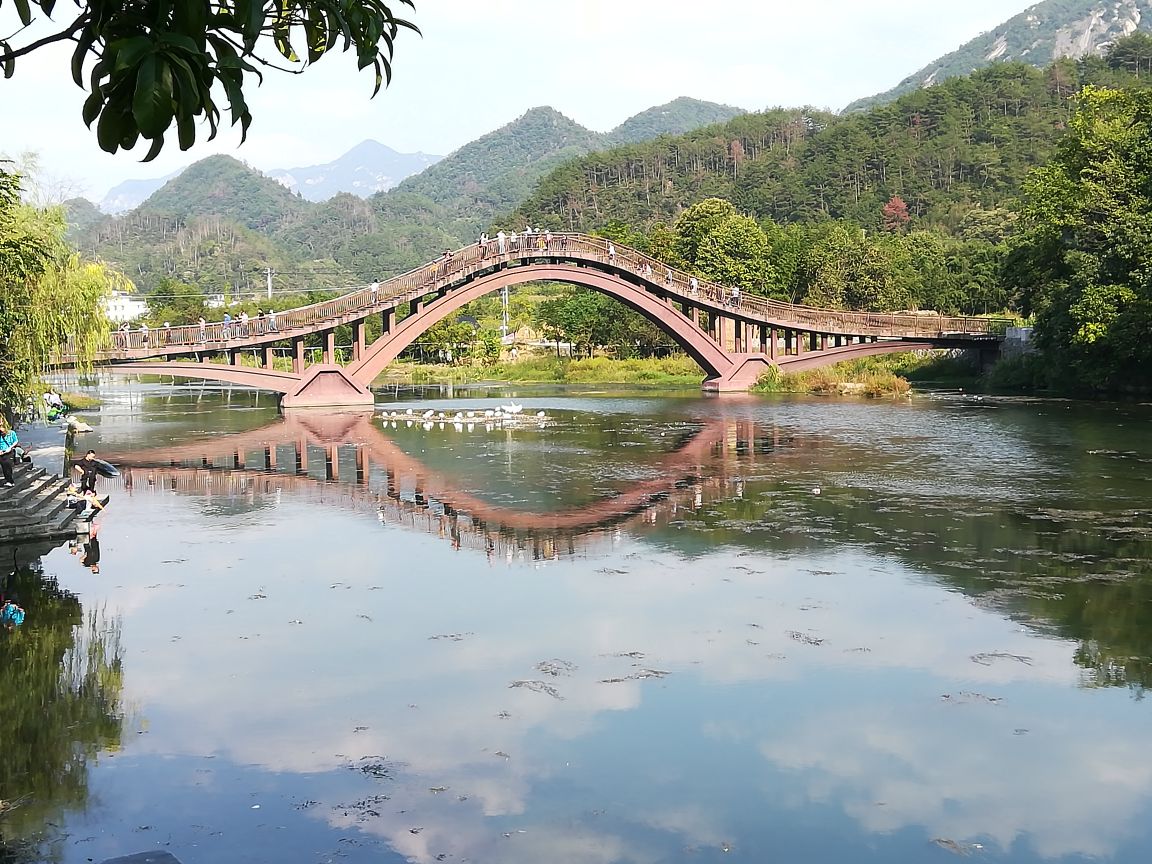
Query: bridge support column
262 346 274 369
280 364 375 410
410 298 423 317
795 331 804 356
734 320 744 353
691 306 700 328
702 355 774 392
352 321 366 361
322 330 336 365
228 348 240 366
382 308 394 335
292 338 306 375
768 327 776 360
722 317 737 352
834 335 843 348
820 334 828 351
760 325 770 356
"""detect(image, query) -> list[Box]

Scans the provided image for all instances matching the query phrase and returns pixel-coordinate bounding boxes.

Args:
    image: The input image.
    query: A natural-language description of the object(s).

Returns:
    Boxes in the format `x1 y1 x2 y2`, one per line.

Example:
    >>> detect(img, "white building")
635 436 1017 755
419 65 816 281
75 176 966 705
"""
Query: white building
103 291 148 323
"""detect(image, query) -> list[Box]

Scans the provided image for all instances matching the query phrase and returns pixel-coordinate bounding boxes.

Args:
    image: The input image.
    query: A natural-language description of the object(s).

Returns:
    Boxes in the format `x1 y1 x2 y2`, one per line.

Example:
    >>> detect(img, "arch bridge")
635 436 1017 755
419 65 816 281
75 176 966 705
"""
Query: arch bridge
72 234 1008 407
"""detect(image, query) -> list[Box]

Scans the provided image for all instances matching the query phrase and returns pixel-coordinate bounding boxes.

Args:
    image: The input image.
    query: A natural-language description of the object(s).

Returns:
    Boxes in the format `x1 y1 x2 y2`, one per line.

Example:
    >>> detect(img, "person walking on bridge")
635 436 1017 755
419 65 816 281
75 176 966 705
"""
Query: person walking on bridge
198 316 207 342
221 312 232 340
510 230 519 252
607 243 616 265
371 280 379 302
496 231 506 255
268 308 277 332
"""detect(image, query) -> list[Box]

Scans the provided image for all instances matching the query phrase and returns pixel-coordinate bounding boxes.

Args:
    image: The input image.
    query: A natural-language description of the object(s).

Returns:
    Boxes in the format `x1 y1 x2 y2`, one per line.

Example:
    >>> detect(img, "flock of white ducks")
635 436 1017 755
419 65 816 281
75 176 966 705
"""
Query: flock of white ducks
380 404 550 431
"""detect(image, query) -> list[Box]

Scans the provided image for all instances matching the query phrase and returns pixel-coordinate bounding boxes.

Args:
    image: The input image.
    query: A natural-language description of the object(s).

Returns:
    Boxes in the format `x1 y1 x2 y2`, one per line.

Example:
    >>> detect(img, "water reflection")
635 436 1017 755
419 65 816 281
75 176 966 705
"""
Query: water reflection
9 389 1152 863
0 543 124 863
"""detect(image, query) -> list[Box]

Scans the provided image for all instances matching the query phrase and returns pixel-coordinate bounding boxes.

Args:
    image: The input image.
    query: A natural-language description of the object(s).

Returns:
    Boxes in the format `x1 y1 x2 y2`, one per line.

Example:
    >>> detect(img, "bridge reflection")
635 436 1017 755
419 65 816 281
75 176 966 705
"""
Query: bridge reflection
101 411 799 561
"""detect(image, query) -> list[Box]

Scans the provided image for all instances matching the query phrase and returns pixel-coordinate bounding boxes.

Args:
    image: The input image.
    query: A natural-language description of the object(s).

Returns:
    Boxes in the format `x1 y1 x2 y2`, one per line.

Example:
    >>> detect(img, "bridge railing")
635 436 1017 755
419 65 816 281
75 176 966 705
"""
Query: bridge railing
73 232 1009 360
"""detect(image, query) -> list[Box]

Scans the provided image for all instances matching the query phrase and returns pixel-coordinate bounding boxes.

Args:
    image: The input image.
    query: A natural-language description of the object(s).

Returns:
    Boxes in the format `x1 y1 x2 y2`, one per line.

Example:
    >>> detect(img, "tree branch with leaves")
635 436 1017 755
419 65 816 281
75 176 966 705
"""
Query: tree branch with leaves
0 1 419 160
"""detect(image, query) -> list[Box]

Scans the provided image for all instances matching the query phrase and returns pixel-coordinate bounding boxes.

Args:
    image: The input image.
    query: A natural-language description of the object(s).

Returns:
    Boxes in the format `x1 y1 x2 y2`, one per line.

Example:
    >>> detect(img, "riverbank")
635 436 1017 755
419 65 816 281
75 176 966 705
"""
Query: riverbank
376 355 704 387
372 352 982 396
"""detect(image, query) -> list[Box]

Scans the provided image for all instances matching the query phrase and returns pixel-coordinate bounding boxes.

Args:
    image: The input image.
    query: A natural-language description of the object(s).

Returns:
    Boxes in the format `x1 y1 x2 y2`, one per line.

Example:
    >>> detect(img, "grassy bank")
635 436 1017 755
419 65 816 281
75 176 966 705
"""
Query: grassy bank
752 358 913 397
376 355 704 387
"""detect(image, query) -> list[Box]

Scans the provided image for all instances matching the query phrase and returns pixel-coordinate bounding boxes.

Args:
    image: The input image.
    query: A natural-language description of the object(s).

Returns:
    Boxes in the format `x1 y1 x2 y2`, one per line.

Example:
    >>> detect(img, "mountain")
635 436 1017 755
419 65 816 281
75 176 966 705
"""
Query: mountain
607 97 746 145
846 0 1152 112
388 106 604 237
516 52 1152 233
99 170 182 214
70 97 772 289
136 155 307 231
265 140 440 202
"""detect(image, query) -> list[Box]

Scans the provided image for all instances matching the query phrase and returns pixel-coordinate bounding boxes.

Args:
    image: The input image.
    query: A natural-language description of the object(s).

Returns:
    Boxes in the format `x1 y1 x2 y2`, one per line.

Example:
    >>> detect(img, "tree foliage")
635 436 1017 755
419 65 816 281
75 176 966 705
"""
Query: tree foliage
1 167 128 409
0 1 419 159
1011 85 1152 390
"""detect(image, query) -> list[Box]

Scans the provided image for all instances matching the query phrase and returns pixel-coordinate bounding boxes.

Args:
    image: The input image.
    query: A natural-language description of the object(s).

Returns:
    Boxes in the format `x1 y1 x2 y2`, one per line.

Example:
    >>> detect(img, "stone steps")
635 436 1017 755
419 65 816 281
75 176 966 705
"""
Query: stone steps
0 461 81 543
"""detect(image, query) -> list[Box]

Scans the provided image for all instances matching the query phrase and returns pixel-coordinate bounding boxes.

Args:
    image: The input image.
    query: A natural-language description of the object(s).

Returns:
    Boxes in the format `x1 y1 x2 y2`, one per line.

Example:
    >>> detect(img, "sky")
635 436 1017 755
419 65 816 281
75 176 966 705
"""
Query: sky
0 1 1031 202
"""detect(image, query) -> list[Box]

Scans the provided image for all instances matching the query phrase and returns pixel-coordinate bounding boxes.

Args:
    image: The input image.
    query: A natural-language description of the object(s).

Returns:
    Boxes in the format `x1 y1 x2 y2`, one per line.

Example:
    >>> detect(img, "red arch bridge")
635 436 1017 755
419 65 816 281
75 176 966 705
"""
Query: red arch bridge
68 234 1007 408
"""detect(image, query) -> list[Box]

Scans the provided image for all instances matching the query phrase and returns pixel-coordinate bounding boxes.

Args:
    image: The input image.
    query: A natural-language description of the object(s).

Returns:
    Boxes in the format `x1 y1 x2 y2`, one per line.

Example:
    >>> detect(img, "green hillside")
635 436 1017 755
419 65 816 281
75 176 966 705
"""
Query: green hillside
516 55 1148 234
606 97 746 145
136 155 308 232
845 0 1152 112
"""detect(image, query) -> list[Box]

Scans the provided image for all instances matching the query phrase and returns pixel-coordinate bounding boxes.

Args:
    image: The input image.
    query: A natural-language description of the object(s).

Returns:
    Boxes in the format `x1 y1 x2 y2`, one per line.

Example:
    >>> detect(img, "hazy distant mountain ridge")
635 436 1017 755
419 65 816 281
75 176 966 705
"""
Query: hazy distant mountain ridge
266 140 441 202
846 0 1152 111
97 140 441 213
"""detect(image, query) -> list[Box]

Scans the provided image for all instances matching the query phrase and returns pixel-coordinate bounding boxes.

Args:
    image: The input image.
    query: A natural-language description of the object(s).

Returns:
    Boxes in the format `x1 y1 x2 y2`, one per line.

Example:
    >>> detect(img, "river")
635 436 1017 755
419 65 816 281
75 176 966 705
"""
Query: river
2 381 1151 864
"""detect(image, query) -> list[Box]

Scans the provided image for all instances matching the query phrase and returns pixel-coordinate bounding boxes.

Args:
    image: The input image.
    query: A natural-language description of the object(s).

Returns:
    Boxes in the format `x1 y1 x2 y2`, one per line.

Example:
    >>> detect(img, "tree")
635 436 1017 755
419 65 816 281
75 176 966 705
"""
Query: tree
881 195 911 232
693 213 776 294
146 277 208 325
1 167 129 410
673 198 738 264
0 1 419 159
1013 86 1152 390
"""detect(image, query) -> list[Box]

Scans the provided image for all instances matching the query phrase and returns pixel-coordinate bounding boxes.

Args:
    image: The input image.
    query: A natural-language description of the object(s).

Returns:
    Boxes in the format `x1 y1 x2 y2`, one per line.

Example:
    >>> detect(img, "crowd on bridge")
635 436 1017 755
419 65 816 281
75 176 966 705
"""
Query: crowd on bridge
113 307 280 350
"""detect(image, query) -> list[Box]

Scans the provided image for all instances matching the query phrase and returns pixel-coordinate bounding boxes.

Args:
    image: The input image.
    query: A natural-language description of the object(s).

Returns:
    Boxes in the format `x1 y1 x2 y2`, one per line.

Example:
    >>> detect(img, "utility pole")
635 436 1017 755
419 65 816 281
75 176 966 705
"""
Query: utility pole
501 285 509 339
266 267 273 300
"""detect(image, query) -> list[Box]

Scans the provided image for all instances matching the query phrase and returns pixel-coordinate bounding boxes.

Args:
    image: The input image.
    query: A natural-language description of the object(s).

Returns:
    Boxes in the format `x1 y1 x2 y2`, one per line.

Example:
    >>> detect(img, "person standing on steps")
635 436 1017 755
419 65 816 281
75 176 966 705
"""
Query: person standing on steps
0 417 18 487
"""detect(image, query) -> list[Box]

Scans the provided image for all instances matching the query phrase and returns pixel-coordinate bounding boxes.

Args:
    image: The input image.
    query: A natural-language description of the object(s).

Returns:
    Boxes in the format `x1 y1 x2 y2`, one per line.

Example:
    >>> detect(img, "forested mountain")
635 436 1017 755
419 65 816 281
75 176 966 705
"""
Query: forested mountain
134 155 309 231
846 0 1152 112
71 97 748 290
515 56 1150 233
606 97 746 145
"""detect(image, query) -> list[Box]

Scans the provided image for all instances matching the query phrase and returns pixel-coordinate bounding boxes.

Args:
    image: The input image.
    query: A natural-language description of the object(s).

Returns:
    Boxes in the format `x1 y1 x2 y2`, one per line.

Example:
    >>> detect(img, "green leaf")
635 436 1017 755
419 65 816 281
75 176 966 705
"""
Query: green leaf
13 0 32 26
132 55 176 137
96 106 124 154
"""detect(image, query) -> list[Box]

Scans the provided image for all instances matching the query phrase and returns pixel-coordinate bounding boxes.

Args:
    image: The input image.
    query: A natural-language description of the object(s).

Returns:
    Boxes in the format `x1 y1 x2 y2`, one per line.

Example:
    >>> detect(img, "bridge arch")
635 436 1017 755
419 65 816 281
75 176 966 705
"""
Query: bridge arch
346 263 740 387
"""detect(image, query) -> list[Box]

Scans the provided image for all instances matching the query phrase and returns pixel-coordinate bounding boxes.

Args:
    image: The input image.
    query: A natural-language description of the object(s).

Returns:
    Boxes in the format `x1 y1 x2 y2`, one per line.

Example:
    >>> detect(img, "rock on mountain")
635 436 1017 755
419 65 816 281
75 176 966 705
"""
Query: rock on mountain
845 0 1152 112
266 140 441 202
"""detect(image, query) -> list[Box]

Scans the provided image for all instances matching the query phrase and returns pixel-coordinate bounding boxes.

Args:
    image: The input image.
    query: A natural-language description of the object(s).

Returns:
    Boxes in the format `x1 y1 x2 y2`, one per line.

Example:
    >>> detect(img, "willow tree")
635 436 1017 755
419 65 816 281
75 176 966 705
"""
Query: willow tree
0 168 129 410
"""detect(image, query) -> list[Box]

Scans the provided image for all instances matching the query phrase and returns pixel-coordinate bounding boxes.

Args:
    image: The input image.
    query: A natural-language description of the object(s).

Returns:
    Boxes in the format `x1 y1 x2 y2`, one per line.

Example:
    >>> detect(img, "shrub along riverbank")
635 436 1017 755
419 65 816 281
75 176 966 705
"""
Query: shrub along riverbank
374 351 990 395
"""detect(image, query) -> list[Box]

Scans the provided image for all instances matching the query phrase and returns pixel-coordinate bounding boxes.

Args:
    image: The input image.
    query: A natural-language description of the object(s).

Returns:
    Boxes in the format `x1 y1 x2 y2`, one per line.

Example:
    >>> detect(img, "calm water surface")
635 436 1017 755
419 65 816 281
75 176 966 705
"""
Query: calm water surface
3 381 1152 864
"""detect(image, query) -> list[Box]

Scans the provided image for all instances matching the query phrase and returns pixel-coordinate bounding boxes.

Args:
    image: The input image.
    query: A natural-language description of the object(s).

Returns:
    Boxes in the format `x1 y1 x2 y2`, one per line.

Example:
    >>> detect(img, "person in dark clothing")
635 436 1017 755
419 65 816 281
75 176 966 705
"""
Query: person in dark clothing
81 534 101 573
74 449 100 494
